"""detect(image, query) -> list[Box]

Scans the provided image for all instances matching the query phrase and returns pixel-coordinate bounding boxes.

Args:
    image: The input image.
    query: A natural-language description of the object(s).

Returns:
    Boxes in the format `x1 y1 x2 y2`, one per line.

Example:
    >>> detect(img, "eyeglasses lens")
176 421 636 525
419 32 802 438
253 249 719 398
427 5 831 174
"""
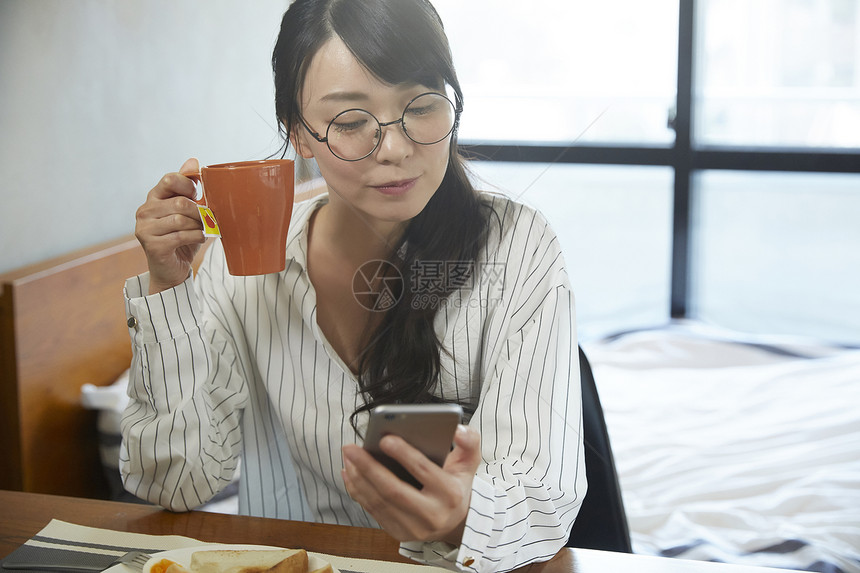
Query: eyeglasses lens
326 93 456 161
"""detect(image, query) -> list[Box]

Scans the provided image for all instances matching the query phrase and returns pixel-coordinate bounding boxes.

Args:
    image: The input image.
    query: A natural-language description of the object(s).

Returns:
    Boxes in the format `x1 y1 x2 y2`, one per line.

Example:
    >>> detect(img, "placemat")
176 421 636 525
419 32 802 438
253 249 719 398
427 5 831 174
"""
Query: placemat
1 520 441 573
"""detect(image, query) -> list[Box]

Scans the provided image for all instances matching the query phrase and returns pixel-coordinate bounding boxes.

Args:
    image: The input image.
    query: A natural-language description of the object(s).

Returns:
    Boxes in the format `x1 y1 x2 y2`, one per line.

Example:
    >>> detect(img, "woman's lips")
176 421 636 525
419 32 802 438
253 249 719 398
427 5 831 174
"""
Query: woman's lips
372 177 417 196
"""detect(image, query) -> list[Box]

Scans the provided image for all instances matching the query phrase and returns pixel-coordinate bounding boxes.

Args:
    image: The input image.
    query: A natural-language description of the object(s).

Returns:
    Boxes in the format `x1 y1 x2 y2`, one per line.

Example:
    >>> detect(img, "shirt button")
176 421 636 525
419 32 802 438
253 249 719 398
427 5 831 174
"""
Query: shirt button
463 557 475 567
127 316 137 328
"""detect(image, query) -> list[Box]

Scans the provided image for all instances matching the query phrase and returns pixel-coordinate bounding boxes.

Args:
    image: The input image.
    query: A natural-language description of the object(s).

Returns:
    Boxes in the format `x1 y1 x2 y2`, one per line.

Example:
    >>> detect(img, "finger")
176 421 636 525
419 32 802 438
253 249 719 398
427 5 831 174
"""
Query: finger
342 444 433 515
443 425 482 474
342 447 413 519
138 191 204 222
342 447 384 505
343 461 411 540
379 432 474 519
178 158 203 201
142 229 206 258
342 444 415 493
178 157 199 176
149 171 199 201
135 204 205 258
141 212 205 237
136 214 203 254
378 434 445 489
342 446 431 541
345 441 471 543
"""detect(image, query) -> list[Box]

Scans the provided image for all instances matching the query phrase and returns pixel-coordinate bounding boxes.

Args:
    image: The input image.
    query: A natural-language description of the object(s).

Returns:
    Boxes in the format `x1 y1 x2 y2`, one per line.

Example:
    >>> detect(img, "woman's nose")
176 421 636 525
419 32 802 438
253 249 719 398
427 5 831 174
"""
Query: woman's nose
374 120 413 163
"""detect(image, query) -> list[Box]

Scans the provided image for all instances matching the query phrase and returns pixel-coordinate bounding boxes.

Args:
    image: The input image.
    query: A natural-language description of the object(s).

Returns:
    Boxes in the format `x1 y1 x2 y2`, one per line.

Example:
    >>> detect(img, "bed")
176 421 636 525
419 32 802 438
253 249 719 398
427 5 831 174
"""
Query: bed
583 323 860 573
1 237 858 572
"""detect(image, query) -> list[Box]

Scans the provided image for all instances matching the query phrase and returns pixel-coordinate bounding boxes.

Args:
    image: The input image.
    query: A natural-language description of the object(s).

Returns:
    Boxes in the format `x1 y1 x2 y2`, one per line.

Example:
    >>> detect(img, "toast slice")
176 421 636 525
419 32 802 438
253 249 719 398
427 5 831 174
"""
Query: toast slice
189 549 304 573
263 551 308 573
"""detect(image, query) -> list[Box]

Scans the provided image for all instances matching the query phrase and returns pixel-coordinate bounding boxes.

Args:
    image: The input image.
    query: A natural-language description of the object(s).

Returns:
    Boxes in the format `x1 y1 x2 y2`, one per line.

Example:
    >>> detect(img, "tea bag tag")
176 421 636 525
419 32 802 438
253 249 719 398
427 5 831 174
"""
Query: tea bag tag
198 205 221 237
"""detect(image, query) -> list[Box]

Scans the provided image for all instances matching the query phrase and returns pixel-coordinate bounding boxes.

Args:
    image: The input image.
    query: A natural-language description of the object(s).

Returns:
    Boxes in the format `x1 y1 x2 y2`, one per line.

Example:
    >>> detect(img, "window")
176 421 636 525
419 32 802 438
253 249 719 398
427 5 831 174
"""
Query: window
436 0 860 344
696 0 860 148
470 162 674 339
691 171 860 341
433 0 679 144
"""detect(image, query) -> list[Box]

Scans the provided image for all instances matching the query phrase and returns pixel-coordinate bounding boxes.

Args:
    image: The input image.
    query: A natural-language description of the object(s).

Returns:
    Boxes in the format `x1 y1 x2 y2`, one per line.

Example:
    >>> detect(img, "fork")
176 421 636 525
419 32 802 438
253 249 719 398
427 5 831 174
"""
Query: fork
109 551 153 572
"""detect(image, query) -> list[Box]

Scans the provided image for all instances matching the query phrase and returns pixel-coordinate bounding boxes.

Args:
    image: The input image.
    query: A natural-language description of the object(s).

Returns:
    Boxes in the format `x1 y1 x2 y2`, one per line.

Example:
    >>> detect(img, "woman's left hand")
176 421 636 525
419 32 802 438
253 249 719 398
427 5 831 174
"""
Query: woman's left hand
342 424 481 545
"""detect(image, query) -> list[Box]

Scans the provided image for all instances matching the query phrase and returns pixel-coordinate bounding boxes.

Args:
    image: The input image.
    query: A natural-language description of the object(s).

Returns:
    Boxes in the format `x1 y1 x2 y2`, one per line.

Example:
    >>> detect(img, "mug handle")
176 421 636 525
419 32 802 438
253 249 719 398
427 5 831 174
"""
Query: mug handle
184 172 207 206
184 172 220 237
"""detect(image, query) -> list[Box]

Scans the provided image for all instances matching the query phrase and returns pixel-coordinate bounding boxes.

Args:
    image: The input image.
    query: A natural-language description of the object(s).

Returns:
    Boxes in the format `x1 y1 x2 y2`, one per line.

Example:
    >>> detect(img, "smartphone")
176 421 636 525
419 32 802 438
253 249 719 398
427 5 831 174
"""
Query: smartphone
363 403 463 488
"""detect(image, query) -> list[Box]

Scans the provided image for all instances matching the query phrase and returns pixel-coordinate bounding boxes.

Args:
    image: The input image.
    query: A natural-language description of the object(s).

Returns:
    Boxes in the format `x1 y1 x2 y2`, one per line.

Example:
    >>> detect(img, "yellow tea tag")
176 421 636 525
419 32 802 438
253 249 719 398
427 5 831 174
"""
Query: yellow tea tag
198 205 221 237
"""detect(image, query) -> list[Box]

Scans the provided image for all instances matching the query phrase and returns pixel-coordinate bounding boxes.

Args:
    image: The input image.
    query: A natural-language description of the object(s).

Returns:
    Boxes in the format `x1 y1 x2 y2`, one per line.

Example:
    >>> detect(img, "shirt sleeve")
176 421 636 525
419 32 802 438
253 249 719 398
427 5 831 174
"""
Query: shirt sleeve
401 203 587 572
119 262 249 511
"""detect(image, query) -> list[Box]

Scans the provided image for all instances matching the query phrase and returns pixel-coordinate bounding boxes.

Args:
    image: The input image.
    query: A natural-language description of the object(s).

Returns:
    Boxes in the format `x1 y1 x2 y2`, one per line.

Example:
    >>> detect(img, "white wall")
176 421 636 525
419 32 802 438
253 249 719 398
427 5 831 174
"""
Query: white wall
0 1 291 273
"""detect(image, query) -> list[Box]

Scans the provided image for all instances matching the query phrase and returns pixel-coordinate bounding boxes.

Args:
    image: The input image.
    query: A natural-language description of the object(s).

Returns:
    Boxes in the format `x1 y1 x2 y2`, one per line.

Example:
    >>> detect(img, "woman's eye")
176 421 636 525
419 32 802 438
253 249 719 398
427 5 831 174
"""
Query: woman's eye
407 104 435 117
332 118 367 133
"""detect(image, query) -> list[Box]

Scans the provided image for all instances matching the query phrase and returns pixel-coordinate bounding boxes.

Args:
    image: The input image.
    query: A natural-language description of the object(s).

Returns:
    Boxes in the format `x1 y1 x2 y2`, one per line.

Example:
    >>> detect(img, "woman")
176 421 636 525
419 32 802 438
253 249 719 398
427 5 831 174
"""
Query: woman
123 0 585 571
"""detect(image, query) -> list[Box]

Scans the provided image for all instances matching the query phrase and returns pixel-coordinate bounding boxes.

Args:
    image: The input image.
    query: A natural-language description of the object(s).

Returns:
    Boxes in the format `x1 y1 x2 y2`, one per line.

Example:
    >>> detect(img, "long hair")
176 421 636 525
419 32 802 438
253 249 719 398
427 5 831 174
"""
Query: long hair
272 0 489 429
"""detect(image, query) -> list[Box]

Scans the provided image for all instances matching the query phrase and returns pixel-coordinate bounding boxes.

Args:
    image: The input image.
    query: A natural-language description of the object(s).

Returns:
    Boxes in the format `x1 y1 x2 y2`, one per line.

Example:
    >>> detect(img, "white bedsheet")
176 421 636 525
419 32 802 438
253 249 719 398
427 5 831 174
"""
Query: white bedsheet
583 323 860 572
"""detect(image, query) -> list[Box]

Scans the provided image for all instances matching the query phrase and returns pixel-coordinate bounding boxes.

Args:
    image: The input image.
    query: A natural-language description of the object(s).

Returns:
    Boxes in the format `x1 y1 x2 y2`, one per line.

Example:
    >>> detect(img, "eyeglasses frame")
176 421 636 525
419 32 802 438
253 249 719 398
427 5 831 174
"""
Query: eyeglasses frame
297 91 462 162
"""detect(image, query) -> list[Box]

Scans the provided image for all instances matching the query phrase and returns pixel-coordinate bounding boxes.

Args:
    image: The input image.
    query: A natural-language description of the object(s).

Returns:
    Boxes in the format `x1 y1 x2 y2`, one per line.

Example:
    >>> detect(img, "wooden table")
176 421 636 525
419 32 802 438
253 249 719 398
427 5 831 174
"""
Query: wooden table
0 490 797 573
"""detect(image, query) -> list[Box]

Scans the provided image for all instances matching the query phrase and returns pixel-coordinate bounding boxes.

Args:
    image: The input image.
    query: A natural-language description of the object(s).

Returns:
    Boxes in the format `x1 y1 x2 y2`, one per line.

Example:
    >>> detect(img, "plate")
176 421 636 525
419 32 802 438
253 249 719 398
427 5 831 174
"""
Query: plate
143 544 338 573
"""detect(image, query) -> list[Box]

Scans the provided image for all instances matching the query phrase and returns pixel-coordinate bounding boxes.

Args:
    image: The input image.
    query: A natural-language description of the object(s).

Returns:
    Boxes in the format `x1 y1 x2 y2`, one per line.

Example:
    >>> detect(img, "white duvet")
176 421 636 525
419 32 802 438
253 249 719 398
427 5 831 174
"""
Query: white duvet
583 323 860 572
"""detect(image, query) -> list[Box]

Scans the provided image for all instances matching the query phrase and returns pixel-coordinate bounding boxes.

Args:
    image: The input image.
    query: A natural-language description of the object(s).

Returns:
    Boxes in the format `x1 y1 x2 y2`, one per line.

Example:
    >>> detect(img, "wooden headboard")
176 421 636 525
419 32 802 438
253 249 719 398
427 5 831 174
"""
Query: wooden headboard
0 236 147 498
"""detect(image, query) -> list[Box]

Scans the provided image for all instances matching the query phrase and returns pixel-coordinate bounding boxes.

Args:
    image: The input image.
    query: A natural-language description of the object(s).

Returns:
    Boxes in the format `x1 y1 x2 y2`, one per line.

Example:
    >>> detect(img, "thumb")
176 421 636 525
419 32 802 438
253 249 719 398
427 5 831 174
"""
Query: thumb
444 425 481 474
179 157 200 176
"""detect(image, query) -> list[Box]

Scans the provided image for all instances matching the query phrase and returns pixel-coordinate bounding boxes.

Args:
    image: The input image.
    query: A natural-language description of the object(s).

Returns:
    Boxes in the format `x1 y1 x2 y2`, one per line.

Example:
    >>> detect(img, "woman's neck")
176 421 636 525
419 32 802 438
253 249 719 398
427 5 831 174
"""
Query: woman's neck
312 197 406 266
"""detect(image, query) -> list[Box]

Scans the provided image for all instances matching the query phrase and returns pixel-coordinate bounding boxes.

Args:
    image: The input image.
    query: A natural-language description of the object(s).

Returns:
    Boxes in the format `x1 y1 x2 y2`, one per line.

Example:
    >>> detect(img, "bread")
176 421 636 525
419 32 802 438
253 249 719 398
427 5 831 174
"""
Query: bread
307 566 333 573
189 550 305 573
262 551 308 573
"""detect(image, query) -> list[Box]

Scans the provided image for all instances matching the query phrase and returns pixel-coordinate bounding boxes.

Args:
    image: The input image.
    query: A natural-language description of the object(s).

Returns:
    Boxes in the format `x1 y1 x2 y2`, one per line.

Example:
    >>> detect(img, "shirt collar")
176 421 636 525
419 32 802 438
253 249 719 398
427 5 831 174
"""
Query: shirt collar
285 192 329 272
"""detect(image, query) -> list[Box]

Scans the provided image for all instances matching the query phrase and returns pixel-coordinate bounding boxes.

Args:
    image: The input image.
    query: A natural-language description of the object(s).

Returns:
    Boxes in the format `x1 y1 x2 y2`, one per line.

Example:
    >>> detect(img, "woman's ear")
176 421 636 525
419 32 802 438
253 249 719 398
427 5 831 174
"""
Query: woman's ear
288 122 315 160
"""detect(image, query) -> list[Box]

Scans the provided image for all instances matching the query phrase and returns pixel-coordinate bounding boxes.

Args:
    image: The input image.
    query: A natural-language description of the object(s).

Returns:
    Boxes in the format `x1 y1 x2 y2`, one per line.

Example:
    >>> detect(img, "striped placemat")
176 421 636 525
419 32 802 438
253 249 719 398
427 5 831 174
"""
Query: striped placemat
1 520 441 573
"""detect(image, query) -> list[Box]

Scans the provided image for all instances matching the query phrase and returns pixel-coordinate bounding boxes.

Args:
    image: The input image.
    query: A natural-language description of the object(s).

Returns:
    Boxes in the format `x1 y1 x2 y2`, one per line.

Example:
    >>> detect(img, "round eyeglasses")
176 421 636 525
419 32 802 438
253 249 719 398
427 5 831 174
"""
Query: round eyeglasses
298 92 459 162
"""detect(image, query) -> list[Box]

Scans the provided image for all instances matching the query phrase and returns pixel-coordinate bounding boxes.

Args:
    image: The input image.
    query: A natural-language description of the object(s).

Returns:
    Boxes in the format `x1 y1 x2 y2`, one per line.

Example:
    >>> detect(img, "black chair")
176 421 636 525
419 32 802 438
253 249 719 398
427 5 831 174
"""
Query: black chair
566 345 633 552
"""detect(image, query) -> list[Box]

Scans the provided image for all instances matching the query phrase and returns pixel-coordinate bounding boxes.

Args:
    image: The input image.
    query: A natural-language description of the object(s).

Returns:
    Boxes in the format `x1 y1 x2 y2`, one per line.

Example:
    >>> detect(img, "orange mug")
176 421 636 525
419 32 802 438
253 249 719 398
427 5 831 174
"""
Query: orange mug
187 159 295 276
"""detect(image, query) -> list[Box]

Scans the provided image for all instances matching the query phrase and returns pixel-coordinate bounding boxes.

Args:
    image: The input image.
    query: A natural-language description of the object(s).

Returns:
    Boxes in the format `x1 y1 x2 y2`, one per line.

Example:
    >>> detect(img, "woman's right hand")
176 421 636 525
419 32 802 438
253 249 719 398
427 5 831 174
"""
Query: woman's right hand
135 158 206 294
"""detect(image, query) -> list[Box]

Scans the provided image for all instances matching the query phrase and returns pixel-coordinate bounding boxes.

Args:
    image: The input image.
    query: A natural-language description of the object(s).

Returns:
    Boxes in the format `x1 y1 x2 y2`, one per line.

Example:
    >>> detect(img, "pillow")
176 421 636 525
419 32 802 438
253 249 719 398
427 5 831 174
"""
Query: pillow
81 370 240 512
80 370 131 501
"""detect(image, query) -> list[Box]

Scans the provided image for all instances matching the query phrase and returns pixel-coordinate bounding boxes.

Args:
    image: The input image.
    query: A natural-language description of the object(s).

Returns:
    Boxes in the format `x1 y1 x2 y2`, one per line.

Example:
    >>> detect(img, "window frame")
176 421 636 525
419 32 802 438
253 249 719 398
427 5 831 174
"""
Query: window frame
460 0 860 319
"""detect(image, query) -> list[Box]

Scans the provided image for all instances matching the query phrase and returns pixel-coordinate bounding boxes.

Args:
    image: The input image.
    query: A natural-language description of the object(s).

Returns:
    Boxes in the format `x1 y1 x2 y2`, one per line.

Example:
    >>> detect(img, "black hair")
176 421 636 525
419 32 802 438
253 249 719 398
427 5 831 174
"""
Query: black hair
273 0 461 145
272 0 489 429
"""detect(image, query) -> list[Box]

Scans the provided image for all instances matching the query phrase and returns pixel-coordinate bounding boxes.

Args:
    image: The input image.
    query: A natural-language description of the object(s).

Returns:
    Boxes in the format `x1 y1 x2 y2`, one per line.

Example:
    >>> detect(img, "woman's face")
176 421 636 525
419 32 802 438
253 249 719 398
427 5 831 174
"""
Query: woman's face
292 37 451 230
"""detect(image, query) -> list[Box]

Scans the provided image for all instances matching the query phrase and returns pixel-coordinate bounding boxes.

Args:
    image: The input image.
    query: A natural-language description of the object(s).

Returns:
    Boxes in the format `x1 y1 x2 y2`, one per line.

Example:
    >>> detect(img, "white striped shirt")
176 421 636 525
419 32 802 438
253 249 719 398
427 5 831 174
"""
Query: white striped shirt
120 192 585 572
